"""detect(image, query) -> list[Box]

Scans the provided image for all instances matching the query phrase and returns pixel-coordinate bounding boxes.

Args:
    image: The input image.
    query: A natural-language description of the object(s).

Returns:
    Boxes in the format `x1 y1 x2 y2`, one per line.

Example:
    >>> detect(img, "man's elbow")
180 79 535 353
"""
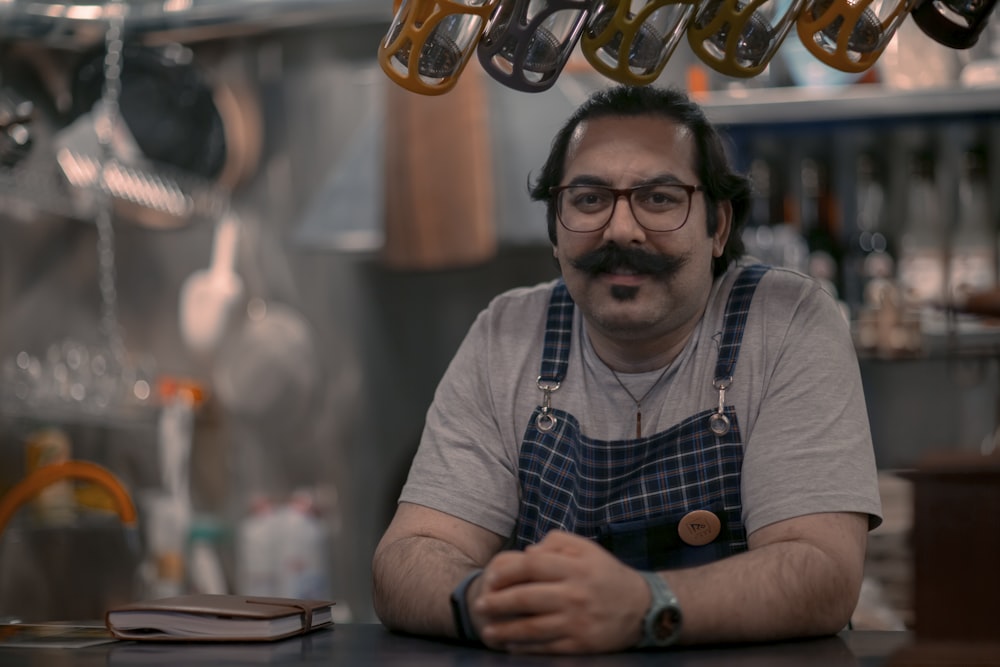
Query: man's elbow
810 561 865 636
370 541 397 627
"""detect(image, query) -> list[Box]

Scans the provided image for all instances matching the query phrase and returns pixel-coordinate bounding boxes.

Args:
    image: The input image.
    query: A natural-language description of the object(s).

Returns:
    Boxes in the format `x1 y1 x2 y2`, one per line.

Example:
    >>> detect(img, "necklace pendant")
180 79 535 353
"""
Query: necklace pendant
636 410 642 438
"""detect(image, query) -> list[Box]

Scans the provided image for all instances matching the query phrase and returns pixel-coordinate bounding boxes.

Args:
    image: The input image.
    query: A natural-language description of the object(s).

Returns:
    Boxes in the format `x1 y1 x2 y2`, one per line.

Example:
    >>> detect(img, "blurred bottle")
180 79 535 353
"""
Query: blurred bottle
749 157 776 227
274 490 331 601
24 427 75 525
948 149 995 306
897 152 947 306
235 490 333 600
843 153 893 313
187 515 228 595
235 495 277 596
800 157 844 299
742 156 811 274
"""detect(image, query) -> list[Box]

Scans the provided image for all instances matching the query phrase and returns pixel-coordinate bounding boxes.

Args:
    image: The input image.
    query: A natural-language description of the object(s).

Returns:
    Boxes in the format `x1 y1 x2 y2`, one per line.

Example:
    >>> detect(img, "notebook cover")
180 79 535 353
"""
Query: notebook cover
105 594 335 642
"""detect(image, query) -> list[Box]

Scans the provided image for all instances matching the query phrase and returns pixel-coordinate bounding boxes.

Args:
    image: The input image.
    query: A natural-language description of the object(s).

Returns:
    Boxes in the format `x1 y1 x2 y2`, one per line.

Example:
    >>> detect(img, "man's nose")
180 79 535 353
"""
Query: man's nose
603 194 647 244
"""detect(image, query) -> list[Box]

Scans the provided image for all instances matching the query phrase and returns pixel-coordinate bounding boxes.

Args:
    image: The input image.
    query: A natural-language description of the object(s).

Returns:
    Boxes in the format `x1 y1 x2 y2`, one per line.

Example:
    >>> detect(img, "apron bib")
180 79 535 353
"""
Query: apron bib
514 264 768 571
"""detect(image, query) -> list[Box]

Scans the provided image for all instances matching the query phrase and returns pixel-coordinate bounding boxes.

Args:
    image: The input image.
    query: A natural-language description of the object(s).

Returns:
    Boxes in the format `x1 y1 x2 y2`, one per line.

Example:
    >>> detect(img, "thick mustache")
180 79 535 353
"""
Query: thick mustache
570 244 687 276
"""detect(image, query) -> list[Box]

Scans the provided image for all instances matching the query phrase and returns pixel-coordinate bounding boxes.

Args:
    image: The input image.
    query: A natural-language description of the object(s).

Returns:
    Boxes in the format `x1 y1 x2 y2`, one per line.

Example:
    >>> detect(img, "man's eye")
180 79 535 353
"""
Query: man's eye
573 190 611 209
639 187 683 208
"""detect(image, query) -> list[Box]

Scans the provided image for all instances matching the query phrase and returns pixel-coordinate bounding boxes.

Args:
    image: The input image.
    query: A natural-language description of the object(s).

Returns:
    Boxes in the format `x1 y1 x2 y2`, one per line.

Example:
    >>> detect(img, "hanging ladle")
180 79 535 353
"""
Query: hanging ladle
178 210 244 356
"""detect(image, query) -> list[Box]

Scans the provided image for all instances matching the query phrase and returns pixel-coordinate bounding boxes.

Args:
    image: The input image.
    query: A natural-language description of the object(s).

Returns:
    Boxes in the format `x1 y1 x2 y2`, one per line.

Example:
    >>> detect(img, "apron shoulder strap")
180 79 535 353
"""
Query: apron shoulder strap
714 264 770 382
538 280 574 384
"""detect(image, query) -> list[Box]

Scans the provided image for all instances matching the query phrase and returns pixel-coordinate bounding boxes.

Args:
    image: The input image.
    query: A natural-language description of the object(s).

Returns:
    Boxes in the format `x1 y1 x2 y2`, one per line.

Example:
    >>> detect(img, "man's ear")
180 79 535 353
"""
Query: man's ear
712 200 733 258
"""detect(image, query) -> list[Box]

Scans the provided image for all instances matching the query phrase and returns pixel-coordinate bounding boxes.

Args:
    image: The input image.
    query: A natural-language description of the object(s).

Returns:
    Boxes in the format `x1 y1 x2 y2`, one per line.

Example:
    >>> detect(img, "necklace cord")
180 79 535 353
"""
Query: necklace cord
609 364 671 438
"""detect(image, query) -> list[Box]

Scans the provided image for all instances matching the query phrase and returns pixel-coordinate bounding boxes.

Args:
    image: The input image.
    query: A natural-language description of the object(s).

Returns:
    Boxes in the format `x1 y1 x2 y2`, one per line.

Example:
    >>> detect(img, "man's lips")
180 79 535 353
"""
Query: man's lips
600 268 646 285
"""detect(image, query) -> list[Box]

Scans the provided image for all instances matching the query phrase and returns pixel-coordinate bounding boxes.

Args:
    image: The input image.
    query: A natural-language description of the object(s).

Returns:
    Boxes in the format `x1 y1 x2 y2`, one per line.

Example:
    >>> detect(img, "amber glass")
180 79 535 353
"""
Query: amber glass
582 0 700 85
378 0 500 95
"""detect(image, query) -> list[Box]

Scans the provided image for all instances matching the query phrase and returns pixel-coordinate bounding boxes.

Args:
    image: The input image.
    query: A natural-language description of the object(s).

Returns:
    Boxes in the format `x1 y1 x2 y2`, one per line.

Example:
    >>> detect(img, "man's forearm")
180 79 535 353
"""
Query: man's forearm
372 534 480 637
668 528 864 644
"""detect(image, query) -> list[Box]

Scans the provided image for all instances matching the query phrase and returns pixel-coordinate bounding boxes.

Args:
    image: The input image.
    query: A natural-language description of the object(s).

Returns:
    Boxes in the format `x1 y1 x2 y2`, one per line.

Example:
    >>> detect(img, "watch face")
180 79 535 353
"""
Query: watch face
652 606 681 642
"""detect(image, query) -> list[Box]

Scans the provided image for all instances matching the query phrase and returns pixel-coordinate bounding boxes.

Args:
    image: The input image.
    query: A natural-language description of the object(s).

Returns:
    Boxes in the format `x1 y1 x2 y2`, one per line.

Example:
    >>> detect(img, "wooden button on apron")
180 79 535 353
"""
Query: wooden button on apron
678 510 722 546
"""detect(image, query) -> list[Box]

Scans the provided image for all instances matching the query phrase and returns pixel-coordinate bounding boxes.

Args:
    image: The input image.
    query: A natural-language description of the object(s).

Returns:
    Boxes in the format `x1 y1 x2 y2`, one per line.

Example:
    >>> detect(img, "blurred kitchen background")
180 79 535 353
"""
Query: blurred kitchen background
1 0 998 628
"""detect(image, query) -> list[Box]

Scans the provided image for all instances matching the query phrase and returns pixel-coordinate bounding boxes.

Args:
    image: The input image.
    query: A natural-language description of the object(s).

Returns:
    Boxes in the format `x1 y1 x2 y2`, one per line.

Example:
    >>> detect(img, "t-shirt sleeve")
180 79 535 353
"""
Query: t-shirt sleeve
397 305 523 537
740 276 883 536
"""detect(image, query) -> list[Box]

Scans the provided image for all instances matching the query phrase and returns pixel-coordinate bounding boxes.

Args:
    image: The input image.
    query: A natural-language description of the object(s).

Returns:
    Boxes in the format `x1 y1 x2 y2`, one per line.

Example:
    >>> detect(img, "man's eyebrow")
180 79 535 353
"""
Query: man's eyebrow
564 175 611 187
564 174 687 187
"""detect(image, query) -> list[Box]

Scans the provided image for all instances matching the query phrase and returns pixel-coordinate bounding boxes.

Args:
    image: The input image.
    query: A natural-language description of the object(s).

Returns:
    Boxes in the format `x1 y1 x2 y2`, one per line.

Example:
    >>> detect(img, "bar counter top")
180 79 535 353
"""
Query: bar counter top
0 624 914 666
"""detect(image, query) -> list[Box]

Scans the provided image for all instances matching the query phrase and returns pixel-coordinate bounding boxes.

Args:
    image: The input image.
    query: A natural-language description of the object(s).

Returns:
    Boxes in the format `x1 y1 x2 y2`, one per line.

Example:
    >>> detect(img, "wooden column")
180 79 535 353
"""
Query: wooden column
381 61 496 271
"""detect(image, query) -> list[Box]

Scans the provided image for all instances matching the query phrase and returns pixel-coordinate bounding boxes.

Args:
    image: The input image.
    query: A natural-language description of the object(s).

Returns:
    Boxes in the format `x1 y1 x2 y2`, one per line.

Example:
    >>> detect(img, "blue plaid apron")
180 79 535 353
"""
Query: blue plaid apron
514 265 769 570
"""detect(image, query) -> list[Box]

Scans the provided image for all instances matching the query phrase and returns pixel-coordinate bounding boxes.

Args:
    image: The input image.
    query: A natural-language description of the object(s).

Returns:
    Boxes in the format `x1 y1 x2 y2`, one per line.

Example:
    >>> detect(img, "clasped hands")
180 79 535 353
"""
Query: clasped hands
467 530 652 654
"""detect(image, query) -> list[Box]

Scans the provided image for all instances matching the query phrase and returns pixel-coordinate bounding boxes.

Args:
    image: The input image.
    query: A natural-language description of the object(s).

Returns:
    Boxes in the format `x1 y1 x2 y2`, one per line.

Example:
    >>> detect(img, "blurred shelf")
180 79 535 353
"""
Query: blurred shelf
0 401 161 432
701 85 1000 128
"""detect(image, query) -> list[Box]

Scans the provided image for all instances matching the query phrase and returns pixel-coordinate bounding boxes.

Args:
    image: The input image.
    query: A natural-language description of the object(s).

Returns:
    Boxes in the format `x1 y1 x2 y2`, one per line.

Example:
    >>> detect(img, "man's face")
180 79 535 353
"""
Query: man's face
553 114 731 352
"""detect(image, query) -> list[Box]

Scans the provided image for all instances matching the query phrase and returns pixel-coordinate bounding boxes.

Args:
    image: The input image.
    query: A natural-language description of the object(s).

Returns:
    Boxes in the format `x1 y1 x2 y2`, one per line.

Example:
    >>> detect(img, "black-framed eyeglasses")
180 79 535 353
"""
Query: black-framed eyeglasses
550 183 705 233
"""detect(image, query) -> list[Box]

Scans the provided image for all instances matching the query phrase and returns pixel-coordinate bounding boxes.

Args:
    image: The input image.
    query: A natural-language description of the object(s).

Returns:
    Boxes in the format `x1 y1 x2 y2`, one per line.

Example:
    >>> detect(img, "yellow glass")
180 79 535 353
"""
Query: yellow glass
582 0 700 85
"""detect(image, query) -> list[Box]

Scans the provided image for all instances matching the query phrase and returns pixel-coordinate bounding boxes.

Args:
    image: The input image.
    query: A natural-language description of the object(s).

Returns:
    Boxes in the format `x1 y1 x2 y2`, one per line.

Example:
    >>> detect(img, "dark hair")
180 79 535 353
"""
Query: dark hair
529 85 749 277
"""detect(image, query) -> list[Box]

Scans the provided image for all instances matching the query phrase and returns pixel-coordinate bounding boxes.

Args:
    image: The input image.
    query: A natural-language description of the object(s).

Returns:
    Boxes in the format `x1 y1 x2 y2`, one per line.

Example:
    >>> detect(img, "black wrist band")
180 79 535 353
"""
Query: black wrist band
449 568 483 642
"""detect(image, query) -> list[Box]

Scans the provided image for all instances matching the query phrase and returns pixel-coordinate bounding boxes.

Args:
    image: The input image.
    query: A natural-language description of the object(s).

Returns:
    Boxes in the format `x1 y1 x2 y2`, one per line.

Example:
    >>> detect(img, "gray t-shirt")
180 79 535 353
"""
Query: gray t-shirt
400 260 883 539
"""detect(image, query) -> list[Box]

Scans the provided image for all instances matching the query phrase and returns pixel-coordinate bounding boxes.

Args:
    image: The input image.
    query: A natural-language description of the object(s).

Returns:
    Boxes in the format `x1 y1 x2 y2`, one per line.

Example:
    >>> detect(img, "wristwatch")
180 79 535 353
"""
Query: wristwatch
637 571 683 648
450 569 483 642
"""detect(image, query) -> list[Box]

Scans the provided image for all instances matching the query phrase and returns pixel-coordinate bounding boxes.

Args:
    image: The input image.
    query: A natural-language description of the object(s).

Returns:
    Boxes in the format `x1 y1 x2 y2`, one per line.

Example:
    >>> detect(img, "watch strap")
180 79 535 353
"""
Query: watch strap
450 568 483 642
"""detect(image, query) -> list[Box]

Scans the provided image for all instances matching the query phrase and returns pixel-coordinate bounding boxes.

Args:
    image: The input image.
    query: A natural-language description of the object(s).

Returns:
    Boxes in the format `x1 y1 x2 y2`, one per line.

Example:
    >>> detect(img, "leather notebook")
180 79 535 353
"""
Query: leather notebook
104 594 335 642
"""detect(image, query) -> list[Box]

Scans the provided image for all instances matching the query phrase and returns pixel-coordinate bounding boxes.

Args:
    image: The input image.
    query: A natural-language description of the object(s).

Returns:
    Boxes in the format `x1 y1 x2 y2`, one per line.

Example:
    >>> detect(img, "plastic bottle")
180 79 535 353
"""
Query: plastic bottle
187 515 228 595
235 496 277 596
277 490 330 600
274 490 331 600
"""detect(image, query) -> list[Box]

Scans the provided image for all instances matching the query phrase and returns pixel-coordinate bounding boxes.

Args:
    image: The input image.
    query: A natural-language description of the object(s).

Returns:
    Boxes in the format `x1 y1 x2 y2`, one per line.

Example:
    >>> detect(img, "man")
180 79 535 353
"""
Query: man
372 85 882 654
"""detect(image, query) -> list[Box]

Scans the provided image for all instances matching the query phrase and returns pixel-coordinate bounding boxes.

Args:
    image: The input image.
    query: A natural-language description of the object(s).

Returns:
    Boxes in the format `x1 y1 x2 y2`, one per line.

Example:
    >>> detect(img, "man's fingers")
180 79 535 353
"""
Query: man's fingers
479 609 565 648
481 549 574 592
476 579 564 618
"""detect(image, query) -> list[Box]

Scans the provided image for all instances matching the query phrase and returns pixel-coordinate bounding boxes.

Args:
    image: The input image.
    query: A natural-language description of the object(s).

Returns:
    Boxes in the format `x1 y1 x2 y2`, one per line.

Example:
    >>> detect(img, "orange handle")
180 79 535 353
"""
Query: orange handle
0 460 138 538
